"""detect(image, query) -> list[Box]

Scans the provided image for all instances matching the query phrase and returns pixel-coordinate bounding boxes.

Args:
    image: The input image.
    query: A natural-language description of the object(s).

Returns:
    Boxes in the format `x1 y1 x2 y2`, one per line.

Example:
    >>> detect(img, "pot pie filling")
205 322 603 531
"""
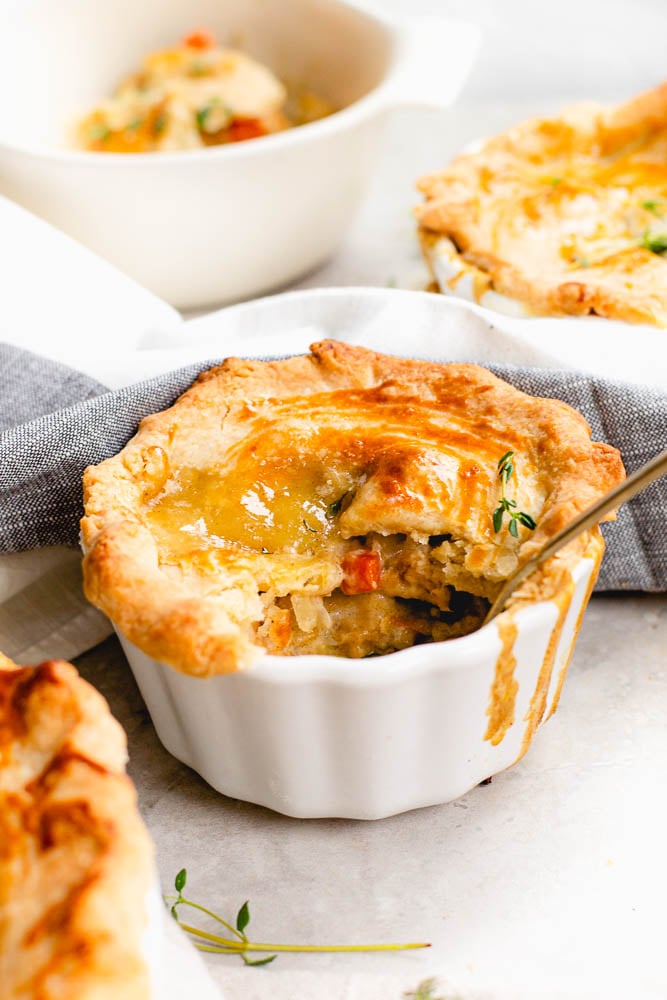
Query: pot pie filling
75 29 335 154
81 342 624 674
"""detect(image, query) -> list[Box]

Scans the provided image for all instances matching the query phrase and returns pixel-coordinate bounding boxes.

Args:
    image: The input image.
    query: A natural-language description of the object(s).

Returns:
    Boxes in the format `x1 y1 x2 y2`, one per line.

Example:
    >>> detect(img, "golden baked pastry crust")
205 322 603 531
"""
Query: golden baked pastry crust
416 82 667 325
81 341 624 675
0 655 153 999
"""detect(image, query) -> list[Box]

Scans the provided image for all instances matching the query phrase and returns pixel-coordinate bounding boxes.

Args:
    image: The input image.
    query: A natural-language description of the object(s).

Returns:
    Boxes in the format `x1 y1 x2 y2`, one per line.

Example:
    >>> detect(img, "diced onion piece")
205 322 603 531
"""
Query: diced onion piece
291 595 332 633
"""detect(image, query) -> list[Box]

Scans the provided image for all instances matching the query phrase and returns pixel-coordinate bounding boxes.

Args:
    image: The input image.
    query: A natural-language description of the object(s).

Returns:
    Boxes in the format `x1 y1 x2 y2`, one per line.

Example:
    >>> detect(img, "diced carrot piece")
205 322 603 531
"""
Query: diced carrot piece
183 29 216 50
226 118 268 143
340 550 382 595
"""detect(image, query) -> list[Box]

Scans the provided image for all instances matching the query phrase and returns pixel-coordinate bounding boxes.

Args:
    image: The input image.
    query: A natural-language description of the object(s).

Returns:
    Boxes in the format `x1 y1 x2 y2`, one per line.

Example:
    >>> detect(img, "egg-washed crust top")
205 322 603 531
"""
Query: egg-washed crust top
81 340 624 676
0 654 153 1000
416 81 667 326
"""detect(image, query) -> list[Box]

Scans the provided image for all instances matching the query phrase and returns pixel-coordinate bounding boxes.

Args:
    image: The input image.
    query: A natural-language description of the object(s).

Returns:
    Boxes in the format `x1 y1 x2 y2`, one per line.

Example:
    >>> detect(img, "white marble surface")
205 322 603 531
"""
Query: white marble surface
71 85 667 998
76 593 667 1000
382 0 665 103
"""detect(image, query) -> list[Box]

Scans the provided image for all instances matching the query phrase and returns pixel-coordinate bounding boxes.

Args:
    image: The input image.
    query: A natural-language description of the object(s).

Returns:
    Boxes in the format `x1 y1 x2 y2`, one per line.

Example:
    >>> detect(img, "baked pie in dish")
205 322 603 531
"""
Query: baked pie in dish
416 81 667 326
81 341 624 677
0 653 154 998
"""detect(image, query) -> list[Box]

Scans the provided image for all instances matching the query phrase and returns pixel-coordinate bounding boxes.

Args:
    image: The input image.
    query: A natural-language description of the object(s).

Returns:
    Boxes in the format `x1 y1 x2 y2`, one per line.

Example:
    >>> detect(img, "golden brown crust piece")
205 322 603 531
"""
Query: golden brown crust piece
0 655 153 1000
81 341 625 676
416 81 667 325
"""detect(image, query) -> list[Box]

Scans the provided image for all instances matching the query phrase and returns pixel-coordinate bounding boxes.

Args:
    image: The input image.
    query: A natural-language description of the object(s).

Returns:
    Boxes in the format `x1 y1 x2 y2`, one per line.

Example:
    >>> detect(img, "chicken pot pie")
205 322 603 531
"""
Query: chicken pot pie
81 342 624 676
75 29 334 153
417 81 667 326
0 653 154 999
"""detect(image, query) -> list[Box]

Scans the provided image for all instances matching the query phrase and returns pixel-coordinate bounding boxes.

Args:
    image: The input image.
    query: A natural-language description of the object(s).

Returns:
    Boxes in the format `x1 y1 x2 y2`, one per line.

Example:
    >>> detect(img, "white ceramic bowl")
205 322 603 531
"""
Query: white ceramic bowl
0 0 477 309
115 535 603 820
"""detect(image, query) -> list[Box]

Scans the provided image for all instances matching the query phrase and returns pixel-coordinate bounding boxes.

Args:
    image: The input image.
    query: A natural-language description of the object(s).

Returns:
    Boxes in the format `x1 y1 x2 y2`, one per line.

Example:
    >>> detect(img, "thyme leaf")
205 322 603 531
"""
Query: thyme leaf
196 98 227 130
326 496 344 518
640 229 667 255
88 122 110 142
492 451 537 538
196 106 210 129
642 199 664 216
189 59 209 76
326 491 353 519
236 901 250 936
242 954 277 967
166 868 430 968
404 980 446 1000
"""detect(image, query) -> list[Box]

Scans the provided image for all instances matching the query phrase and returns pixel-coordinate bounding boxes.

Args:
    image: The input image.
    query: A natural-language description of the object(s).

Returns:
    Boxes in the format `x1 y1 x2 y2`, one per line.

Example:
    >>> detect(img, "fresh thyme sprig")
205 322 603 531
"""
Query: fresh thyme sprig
492 451 537 539
167 869 430 967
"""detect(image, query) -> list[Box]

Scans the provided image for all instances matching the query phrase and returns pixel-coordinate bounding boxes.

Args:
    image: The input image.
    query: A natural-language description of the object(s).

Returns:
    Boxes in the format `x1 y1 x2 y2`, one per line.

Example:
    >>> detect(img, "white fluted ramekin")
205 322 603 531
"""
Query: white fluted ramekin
116 536 602 820
0 0 477 309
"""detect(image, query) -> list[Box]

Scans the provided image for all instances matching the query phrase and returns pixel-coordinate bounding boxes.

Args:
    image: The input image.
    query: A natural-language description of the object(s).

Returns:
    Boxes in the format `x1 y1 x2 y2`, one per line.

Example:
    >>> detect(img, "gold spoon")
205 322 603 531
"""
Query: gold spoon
483 447 667 626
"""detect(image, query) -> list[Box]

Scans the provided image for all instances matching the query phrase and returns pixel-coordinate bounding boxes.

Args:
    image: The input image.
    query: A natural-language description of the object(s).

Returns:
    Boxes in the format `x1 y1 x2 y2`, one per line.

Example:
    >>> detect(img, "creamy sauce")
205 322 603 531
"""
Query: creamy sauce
520 577 575 757
146 459 354 557
544 546 601 722
484 614 519 746
144 390 525 561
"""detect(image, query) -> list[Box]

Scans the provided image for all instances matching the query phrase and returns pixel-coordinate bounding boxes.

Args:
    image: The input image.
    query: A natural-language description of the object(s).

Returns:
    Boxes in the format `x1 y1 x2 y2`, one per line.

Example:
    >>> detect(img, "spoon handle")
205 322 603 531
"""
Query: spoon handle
483 447 667 625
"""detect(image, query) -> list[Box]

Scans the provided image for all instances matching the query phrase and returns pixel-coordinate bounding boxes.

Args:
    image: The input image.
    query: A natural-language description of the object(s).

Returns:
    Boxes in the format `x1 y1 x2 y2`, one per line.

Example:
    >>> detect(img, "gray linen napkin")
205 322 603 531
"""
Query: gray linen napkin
1 343 665 591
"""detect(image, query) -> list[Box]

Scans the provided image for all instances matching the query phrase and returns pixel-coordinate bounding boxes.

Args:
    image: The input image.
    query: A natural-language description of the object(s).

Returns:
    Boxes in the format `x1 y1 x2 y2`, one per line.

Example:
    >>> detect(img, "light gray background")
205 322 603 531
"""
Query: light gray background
411 0 665 103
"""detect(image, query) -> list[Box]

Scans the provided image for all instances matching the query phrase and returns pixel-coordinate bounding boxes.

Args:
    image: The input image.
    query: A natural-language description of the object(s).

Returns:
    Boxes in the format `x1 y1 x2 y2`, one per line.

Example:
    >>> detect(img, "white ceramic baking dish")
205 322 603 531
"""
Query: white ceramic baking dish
115 535 602 820
425 234 533 317
0 0 477 309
